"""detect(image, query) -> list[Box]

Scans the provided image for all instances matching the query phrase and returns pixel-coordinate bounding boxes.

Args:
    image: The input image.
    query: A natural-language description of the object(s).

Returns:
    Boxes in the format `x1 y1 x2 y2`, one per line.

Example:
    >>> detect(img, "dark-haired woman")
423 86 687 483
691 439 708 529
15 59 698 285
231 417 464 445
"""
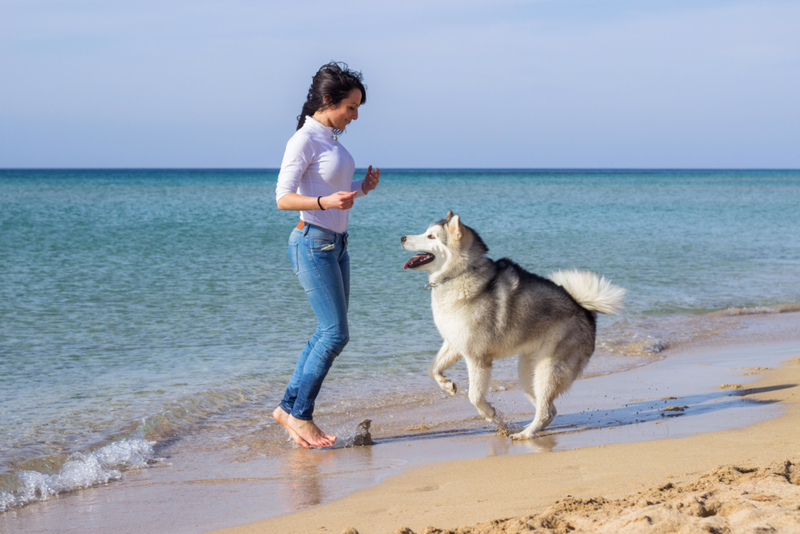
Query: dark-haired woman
273 62 380 448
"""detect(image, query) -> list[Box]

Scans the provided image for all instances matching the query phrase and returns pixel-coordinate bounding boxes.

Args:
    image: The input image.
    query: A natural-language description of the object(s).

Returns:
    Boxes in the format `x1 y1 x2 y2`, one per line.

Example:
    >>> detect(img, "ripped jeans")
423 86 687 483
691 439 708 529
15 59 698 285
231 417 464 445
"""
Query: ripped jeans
279 223 350 421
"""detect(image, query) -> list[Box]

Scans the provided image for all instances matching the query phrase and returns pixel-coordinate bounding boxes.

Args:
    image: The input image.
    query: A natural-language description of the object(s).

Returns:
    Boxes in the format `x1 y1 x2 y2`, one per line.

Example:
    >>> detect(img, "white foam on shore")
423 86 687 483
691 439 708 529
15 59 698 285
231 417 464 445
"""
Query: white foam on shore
713 304 800 317
0 437 161 513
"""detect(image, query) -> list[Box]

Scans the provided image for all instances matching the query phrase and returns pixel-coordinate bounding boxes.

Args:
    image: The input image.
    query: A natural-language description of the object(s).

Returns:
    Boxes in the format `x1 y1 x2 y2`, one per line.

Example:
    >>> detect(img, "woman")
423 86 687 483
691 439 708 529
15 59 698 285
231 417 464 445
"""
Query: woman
273 62 380 448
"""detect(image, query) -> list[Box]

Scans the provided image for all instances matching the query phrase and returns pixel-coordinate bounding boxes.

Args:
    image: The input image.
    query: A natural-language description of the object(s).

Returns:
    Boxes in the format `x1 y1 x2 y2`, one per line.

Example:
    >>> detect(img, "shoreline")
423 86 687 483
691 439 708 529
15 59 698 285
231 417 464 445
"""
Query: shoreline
1 312 798 534
212 313 800 534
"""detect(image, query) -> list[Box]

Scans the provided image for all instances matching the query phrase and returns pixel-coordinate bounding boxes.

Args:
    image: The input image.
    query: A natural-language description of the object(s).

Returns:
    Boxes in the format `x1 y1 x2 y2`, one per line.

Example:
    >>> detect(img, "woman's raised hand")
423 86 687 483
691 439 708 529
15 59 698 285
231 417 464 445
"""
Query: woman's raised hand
362 165 380 194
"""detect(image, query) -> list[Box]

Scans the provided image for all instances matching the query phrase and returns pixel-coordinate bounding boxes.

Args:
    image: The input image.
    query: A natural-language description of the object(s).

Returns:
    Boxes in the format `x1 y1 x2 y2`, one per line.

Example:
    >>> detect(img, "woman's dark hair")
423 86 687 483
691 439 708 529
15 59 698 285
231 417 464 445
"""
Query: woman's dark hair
296 61 367 134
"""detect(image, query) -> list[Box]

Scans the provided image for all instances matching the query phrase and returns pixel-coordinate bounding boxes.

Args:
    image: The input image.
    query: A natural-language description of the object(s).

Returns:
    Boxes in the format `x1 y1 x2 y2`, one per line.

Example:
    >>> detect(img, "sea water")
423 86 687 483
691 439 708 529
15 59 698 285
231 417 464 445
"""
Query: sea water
2 168 800 512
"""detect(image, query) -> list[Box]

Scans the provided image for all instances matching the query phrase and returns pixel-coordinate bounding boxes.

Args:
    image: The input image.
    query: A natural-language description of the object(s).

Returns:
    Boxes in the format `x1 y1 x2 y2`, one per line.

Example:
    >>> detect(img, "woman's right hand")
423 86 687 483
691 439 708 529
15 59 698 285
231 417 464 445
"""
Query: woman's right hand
322 191 358 210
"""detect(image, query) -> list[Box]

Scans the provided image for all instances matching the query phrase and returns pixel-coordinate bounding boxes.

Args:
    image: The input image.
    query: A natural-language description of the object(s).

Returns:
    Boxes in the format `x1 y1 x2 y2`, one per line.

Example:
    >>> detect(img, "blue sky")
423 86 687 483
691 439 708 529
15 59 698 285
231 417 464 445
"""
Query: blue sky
1 0 798 168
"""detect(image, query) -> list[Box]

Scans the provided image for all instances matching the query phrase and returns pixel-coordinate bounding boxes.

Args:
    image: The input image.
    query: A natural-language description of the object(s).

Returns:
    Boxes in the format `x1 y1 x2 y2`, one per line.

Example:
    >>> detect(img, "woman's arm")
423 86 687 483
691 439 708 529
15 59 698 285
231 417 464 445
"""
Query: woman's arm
277 191 358 211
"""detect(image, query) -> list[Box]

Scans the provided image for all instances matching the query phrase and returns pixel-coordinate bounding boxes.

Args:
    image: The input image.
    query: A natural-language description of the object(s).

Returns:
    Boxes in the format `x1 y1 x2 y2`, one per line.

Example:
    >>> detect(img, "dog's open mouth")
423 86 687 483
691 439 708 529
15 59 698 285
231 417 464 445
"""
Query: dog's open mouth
403 253 435 270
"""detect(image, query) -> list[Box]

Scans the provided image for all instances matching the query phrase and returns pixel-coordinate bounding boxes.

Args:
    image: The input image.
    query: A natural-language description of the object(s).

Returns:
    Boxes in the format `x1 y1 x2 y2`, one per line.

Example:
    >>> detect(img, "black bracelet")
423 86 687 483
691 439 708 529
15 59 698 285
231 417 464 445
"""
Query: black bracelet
317 196 325 210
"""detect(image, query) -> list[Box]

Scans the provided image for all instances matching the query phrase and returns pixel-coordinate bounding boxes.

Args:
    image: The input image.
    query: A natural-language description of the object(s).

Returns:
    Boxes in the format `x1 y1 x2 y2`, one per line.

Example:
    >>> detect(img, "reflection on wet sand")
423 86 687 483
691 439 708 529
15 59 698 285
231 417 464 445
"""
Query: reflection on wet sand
282 448 327 510
279 443 378 511
485 434 558 456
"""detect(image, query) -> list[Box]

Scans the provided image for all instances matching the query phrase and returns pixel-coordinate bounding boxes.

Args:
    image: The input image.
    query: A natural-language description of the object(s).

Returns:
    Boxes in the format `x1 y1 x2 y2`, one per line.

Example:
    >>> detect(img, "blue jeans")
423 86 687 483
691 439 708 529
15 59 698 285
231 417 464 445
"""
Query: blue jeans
279 223 350 421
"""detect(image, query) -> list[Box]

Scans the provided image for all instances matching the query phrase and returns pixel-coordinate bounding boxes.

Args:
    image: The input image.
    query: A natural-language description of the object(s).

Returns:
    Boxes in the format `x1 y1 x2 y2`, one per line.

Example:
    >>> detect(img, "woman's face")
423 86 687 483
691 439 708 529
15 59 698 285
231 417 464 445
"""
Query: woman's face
320 89 361 131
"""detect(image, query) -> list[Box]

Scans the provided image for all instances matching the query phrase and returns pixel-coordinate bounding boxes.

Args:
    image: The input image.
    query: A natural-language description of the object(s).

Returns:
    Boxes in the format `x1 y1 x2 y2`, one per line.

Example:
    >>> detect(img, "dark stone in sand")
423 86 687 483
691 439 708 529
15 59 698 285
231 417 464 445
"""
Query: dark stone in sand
353 419 374 446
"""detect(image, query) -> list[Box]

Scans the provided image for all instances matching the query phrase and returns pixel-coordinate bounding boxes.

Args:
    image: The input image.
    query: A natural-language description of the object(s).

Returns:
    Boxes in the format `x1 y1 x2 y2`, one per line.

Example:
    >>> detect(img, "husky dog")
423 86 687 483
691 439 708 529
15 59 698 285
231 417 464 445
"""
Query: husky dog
401 211 626 439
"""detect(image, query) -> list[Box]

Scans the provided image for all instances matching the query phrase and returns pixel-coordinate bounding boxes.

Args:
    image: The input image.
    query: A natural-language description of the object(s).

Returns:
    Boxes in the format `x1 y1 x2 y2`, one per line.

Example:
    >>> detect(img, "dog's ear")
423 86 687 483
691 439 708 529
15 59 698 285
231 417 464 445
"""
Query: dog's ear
446 210 453 222
448 214 463 240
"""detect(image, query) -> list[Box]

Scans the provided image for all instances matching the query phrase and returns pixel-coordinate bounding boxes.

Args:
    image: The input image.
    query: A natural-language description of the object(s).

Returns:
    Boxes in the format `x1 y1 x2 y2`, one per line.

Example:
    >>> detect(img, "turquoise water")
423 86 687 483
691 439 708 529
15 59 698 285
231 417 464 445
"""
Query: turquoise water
2 168 800 511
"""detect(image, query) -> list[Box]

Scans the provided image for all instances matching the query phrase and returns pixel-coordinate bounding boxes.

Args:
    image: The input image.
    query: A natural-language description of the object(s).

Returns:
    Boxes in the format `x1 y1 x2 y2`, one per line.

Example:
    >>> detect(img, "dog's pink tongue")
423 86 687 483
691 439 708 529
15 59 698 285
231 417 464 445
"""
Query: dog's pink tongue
403 254 427 270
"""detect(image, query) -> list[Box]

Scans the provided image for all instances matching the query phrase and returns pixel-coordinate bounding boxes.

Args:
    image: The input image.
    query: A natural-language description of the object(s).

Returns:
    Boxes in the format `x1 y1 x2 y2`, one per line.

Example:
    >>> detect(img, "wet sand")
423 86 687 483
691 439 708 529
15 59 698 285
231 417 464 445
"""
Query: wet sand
212 312 800 534
2 312 799 534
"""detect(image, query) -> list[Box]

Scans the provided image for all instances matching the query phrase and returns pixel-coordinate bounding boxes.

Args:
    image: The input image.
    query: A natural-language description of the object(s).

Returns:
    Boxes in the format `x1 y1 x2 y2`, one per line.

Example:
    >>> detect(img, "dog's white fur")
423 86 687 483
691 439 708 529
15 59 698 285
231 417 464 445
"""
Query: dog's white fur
402 212 626 439
548 269 627 315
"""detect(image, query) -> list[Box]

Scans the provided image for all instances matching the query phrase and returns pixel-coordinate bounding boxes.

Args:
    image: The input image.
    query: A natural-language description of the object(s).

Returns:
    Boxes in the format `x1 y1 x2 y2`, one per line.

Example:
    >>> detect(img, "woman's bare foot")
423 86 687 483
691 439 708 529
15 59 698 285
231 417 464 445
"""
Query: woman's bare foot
286 414 336 448
273 407 336 448
273 407 310 449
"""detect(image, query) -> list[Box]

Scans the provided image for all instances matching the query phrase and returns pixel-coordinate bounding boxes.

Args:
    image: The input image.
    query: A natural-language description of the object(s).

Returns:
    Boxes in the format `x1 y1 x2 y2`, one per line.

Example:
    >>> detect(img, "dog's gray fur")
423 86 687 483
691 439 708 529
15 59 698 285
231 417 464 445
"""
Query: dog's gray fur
401 211 626 439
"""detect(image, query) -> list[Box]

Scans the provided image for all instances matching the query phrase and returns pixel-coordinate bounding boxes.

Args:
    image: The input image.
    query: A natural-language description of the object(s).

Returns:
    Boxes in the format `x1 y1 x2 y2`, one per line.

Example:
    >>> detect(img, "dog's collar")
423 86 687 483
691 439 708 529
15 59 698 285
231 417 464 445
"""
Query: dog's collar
423 262 491 291
424 278 451 290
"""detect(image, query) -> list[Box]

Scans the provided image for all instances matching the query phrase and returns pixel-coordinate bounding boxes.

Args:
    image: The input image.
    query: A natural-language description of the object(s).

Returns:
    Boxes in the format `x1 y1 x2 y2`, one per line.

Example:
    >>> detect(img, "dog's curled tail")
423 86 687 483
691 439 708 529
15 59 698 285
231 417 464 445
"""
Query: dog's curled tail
548 269 626 315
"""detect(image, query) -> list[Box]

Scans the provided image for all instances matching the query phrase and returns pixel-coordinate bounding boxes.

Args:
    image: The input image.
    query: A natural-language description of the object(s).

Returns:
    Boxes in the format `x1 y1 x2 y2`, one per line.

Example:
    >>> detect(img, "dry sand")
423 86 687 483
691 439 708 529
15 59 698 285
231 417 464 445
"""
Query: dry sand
213 353 800 534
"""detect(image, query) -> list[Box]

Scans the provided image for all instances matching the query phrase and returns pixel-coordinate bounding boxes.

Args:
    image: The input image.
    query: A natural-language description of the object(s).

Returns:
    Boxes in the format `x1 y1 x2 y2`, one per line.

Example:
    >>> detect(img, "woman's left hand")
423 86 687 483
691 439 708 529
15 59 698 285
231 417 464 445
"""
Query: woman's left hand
362 165 380 194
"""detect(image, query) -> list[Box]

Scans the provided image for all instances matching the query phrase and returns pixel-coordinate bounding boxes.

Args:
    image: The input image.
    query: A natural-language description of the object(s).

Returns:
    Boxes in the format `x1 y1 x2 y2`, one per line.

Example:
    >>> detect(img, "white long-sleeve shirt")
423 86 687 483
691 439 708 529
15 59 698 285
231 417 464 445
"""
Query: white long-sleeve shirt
276 116 364 234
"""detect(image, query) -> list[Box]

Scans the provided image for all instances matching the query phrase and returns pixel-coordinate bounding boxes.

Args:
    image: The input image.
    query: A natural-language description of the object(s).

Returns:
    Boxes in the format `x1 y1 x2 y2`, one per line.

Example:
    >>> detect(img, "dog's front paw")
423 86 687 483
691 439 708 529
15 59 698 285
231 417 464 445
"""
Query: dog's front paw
434 377 457 396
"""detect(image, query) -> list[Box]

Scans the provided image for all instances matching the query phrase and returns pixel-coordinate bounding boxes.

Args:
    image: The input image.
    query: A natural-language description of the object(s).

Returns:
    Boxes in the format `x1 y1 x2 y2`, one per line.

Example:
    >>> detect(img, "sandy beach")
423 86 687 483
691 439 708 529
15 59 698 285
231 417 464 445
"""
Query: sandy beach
212 313 800 534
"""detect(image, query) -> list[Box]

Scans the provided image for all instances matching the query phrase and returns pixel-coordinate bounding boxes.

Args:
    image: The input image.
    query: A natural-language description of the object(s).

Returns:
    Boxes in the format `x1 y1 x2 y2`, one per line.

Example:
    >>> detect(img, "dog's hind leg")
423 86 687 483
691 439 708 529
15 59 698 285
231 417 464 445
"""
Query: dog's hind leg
512 330 593 440
466 357 496 422
428 341 462 396
517 350 539 406
511 357 562 440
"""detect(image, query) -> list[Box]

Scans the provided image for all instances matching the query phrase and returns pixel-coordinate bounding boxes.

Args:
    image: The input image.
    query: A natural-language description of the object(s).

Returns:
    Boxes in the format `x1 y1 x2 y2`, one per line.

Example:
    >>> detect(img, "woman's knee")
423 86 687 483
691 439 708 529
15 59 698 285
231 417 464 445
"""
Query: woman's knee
321 326 349 353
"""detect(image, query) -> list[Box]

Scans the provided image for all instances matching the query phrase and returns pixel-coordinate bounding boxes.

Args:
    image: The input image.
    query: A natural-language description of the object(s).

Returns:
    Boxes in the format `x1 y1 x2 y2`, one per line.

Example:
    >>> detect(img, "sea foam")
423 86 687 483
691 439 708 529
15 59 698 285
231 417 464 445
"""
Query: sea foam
0 437 161 513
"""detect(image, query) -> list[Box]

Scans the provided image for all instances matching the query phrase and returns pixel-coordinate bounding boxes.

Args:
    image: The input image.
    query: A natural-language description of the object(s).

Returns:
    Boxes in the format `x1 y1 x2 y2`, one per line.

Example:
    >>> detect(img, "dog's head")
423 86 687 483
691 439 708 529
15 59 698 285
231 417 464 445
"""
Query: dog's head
400 210 488 273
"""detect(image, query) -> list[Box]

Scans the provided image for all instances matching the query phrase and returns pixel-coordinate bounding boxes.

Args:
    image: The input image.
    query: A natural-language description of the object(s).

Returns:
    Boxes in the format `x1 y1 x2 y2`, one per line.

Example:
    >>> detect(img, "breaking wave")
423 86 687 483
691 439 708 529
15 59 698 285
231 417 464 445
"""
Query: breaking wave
0 436 162 513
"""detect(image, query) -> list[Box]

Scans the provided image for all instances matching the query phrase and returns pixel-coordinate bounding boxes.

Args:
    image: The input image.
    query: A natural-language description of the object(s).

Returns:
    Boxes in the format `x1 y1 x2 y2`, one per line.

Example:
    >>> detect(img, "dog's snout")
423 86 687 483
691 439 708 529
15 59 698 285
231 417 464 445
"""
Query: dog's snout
401 236 407 243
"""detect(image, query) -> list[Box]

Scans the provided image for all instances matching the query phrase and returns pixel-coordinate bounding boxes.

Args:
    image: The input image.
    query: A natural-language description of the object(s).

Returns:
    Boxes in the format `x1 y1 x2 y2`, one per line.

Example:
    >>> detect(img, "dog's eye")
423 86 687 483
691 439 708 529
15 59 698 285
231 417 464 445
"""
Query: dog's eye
427 235 436 239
